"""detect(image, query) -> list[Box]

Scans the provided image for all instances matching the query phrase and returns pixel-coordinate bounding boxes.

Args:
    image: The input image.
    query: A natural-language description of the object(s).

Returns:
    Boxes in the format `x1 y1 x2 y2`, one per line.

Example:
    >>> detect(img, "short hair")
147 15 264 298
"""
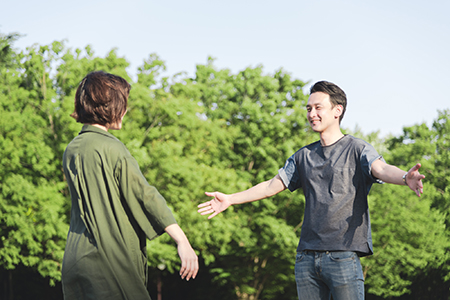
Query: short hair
71 71 131 126
310 81 347 123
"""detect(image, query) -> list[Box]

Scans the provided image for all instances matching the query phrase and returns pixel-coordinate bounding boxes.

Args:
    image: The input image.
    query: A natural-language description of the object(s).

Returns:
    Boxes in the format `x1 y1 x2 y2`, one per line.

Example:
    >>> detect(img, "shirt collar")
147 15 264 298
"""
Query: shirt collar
79 124 119 140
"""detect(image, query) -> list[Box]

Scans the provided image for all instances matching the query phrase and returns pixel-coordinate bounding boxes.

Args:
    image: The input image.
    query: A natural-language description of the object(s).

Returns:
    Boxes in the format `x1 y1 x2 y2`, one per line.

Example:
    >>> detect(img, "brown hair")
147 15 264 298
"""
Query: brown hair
71 71 131 126
310 81 347 123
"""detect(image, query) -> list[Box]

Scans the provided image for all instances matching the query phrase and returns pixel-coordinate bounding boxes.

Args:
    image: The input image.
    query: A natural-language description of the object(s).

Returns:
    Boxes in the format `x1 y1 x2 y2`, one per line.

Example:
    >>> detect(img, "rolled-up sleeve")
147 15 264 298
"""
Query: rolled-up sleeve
278 154 301 192
361 146 385 185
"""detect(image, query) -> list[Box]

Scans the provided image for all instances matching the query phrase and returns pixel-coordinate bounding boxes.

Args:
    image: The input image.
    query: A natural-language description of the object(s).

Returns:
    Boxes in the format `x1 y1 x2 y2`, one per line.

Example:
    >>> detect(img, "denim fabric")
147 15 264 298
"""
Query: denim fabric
295 251 364 300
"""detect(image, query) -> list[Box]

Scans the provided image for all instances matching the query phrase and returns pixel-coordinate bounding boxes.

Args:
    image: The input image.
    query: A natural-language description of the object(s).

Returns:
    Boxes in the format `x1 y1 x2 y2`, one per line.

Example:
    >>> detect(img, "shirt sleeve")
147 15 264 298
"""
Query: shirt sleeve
278 153 302 192
115 155 177 240
361 145 385 184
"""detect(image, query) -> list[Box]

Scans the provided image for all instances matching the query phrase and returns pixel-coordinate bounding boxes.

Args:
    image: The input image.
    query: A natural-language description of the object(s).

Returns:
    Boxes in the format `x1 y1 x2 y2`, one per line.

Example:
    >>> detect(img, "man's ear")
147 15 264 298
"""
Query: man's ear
334 105 343 119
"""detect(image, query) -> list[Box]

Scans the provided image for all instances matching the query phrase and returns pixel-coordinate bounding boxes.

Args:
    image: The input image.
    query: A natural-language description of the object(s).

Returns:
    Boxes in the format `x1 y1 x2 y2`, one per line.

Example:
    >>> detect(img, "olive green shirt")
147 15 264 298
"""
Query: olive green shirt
62 125 176 300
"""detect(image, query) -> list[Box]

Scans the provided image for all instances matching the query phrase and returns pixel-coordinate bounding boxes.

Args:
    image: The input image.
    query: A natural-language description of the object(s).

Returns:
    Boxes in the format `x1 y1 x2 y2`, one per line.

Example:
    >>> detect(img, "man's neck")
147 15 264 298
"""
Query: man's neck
89 124 109 132
319 128 345 146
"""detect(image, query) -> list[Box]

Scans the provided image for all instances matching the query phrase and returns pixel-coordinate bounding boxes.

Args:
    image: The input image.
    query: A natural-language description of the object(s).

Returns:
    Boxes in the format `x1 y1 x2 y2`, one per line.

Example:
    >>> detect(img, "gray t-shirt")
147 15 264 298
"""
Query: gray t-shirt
278 135 383 256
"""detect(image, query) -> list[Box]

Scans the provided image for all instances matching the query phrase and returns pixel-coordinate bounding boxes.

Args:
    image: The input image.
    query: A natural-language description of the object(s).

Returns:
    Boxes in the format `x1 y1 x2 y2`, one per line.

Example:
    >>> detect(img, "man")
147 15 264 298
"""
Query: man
198 81 424 300
63 71 198 300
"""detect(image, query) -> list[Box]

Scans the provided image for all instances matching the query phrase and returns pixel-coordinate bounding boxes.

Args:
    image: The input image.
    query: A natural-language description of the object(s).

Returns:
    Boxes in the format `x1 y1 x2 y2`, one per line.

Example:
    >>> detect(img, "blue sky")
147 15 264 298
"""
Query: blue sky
3 0 449 137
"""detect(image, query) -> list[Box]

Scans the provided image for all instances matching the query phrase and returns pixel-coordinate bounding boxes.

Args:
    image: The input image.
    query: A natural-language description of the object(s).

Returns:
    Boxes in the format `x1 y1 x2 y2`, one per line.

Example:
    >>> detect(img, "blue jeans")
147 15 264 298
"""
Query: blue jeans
295 251 364 300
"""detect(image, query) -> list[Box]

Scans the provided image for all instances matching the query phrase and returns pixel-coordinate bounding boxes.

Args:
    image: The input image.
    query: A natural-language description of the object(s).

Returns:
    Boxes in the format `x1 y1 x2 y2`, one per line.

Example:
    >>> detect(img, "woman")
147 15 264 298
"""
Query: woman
62 71 198 299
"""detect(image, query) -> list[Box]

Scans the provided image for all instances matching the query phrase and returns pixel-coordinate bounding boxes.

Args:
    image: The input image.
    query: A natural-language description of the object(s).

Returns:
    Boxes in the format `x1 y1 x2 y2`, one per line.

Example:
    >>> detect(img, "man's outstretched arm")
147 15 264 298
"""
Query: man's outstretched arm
198 174 286 219
371 160 425 197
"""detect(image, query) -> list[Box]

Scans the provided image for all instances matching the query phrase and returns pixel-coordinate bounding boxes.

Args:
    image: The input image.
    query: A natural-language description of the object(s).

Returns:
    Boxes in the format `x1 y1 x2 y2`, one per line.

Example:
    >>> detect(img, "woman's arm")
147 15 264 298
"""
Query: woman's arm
164 224 199 281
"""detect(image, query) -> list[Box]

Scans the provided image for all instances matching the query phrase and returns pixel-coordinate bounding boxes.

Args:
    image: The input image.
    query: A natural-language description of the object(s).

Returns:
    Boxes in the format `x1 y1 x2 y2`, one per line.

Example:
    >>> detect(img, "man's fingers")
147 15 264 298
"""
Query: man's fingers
416 188 422 197
411 163 422 172
198 202 215 215
199 192 223 217
197 209 208 215
200 210 214 216
197 201 210 208
208 211 219 219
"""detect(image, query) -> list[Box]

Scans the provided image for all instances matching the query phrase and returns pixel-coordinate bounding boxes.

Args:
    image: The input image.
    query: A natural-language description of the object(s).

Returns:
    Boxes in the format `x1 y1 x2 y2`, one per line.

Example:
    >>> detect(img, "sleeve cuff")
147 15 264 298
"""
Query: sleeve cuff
278 168 293 192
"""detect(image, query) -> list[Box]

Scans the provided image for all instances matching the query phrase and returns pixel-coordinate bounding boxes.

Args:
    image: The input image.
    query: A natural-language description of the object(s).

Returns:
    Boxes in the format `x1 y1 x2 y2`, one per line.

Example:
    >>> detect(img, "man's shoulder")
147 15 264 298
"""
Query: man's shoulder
300 140 321 151
289 140 321 161
344 135 374 149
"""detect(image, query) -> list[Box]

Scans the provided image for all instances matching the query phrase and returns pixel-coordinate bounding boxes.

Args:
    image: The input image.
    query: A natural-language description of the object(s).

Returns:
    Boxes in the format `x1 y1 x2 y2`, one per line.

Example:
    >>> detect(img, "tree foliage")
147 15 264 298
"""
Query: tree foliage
0 38 68 286
364 112 450 298
0 32 449 299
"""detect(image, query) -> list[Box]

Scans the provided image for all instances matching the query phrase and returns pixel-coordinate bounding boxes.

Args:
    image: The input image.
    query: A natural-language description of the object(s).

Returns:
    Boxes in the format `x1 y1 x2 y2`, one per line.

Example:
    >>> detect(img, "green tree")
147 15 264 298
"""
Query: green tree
364 183 448 297
166 59 313 299
0 32 21 68
0 38 68 289
362 114 450 298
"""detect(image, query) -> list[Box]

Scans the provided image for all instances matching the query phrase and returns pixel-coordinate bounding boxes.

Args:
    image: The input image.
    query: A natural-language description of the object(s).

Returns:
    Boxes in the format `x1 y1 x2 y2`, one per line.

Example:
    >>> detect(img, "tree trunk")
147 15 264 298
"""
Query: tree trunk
157 272 162 300
8 270 13 300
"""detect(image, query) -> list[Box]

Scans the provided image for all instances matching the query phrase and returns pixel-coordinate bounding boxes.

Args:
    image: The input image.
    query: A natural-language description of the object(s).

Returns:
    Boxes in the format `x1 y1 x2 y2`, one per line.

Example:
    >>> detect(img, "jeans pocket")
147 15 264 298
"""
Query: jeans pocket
329 251 356 262
295 252 305 263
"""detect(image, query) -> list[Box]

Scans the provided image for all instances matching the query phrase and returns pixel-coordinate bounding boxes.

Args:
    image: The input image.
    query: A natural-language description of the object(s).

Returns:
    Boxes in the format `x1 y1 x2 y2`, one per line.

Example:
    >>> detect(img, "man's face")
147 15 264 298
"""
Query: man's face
306 92 341 133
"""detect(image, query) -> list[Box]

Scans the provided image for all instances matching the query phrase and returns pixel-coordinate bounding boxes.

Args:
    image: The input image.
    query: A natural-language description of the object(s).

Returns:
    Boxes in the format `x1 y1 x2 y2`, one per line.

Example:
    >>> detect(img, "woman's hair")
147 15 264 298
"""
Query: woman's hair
71 71 131 126
310 81 347 123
